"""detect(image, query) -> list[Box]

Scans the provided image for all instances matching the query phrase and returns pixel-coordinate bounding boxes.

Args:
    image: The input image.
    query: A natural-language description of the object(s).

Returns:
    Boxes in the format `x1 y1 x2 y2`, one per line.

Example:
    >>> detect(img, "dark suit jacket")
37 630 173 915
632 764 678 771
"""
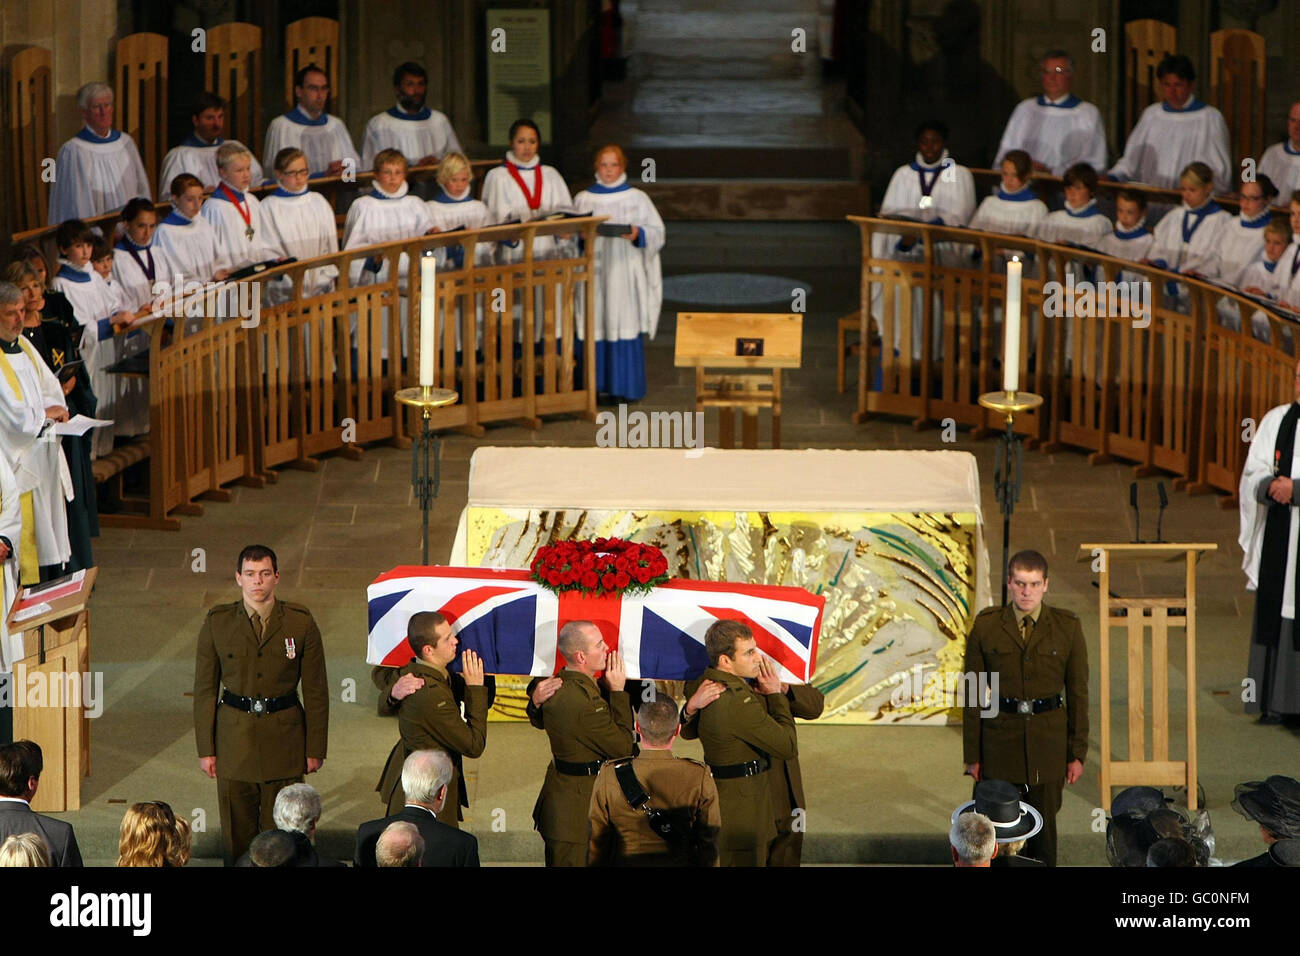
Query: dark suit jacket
0 799 83 866
354 805 480 867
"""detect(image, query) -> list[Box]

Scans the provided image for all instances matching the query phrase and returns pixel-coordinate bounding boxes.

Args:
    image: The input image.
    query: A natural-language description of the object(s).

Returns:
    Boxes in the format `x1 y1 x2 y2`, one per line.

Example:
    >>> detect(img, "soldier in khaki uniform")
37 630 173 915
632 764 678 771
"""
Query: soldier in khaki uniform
376 612 488 823
689 619 797 867
530 621 635 866
587 694 721 866
963 549 1089 867
682 672 823 866
194 545 329 865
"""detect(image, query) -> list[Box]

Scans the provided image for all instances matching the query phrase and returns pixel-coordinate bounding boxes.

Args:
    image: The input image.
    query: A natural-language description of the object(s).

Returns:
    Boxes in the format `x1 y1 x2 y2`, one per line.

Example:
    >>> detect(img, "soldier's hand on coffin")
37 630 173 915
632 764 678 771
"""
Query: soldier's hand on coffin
756 657 781 696
604 651 627 692
1269 476 1294 504
391 672 425 701
531 675 562 707
462 649 485 686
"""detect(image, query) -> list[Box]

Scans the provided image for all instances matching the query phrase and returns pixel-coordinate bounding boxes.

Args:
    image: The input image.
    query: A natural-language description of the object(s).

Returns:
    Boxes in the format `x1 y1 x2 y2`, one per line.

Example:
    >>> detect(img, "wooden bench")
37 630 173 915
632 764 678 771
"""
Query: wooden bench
91 439 152 528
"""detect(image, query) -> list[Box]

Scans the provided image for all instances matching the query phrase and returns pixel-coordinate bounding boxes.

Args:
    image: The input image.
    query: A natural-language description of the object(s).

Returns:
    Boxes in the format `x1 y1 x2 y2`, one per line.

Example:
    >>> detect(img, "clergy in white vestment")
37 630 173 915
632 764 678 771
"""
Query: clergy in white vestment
1258 101 1300 201
0 283 72 583
159 92 265 191
1238 358 1300 721
262 64 359 179
1035 163 1112 248
572 145 666 402
200 143 278 277
1145 162 1230 295
110 198 173 438
50 221 133 459
1107 55 1231 193
360 62 463 170
0 448 23 674
994 50 1107 176
47 82 152 225
482 119 577 264
155 173 229 288
342 149 435 290
1095 190 1155 265
260 147 339 302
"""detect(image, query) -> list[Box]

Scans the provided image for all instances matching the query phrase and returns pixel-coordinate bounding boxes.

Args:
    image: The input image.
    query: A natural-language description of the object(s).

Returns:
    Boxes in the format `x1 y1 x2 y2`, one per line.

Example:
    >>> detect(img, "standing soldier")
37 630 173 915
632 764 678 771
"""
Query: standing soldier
963 549 1089 867
687 620 798 867
194 545 329 865
682 668 823 866
531 621 635 866
375 612 489 824
587 695 721 866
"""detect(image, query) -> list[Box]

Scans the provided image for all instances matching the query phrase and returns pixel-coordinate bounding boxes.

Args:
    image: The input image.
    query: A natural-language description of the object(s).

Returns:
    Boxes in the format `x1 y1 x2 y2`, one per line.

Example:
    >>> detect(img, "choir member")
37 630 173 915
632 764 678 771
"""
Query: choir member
47 82 151 225
1095 190 1155 264
360 62 463 171
968 149 1048 242
49 220 134 458
994 50 1107 176
342 148 435 290
1258 101 1300 201
110 198 172 437
1219 175 1278 287
1145 163 1230 281
201 142 277 277
260 148 339 302
262 64 359 179
155 174 229 288
572 144 666 402
1276 192 1300 311
1035 163 1111 247
482 119 576 264
158 92 266 191
425 153 494 355
1225 218 1293 344
1107 55 1231 193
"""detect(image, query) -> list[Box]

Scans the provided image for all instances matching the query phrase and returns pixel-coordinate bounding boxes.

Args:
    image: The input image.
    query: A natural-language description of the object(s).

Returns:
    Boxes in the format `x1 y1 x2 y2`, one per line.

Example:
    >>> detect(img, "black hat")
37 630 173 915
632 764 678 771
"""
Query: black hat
951 779 1043 843
1111 786 1171 817
1232 776 1300 839
1269 839 1300 866
1108 800 1213 867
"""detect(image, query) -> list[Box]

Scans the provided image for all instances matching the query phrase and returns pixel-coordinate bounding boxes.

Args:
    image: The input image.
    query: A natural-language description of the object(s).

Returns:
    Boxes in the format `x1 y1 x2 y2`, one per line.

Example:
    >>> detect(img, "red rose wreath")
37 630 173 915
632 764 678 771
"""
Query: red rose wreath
529 537 669 597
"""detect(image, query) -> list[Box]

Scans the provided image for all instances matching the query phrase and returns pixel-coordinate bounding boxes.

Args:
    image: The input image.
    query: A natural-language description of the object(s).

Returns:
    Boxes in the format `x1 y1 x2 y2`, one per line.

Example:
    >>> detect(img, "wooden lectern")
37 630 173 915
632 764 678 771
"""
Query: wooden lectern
1079 544 1214 810
674 313 802 449
5 567 97 811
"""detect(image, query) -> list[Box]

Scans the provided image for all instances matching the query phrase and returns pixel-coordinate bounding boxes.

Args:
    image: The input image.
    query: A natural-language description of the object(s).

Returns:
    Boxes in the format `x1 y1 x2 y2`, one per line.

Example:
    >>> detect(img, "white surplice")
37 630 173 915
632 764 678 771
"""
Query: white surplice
47 127 152 225
360 106 463 169
481 152 576 263
1108 98 1232 193
1258 141 1300 202
994 94 1108 176
260 187 340 301
159 135 266 192
50 261 119 457
262 108 359 179
0 450 23 672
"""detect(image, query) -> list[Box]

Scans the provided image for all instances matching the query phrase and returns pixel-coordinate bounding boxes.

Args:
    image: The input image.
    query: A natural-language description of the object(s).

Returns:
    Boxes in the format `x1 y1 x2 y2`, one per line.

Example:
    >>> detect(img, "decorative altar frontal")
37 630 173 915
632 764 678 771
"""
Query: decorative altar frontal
450 448 990 724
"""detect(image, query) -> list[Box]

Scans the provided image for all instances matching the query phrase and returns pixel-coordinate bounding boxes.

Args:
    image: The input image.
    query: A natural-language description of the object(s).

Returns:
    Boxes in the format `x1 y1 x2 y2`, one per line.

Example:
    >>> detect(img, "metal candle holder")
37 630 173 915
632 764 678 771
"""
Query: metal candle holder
978 389 1044 605
394 386 459 564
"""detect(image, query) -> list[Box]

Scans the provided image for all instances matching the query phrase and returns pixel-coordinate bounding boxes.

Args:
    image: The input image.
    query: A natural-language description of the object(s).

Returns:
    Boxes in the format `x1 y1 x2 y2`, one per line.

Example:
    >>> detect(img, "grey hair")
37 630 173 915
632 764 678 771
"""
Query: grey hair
77 82 114 111
0 282 25 308
950 812 997 864
1041 49 1074 72
272 783 322 834
401 749 453 805
215 140 253 170
376 821 424 867
0 832 51 867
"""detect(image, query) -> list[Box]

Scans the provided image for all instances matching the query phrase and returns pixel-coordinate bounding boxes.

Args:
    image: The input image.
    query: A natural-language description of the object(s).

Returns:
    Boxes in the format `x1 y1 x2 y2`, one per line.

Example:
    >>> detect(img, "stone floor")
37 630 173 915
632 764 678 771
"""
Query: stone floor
35 220 1295 866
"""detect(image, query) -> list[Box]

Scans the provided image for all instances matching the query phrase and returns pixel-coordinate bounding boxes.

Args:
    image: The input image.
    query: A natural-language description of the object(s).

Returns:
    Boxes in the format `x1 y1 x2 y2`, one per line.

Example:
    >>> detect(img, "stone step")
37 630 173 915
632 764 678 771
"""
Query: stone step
642 179 871 220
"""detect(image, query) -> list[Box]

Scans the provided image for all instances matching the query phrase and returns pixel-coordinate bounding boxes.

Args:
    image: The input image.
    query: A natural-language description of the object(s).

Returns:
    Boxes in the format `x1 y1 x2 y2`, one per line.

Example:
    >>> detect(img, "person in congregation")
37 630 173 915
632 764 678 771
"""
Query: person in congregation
993 49 1107 177
1219 175 1278 287
1259 101 1300 201
360 62 463 171
159 92 265 192
951 778 1045 866
949 812 997 867
155 174 229 291
2 261 97 573
1237 364 1300 725
116 800 192 867
1143 162 1230 305
0 283 72 584
235 783 342 867
1230 776 1300 865
376 822 424 867
0 741 82 866
482 119 576 264
50 220 134 459
262 64 359 179
202 142 278 279
260 148 340 302
572 144 666 403
0 832 50 867
1106 54 1231 193
1034 163 1111 248
343 147 435 291
356 750 480 867
46 82 151 225
1095 189 1154 263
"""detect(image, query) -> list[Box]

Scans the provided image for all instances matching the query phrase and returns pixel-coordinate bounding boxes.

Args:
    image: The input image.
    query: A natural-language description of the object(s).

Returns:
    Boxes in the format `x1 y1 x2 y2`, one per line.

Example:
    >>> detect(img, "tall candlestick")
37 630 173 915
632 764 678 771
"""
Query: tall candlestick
1003 256 1022 392
419 251 436 388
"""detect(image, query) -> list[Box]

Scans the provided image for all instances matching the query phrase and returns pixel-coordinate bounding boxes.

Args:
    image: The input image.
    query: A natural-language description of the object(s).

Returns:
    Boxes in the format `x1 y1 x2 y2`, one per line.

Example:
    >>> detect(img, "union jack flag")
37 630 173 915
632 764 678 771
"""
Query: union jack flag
366 566 824 683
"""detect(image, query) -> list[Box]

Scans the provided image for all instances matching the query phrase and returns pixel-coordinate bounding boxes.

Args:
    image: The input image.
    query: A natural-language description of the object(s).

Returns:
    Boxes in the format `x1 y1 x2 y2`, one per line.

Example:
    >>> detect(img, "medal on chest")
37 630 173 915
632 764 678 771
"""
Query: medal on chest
245 226 255 241
285 637 296 660
918 196 934 210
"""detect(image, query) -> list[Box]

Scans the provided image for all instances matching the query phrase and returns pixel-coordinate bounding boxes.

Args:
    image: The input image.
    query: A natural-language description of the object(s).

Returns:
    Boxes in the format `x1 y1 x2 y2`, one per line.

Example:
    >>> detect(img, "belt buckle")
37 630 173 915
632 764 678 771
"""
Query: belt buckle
252 698 265 715
1017 700 1031 715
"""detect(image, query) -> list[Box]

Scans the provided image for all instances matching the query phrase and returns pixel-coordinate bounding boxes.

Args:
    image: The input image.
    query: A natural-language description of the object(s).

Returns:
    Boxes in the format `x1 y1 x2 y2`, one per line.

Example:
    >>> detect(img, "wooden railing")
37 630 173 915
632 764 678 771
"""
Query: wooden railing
966 169 1275 218
851 216 1299 508
113 216 600 529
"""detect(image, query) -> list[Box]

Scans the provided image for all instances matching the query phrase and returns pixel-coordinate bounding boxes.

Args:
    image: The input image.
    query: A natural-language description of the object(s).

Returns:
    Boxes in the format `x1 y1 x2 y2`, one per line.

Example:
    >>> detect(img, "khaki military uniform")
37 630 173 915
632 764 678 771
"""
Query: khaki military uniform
962 602 1089 866
531 670 635 866
194 598 329 864
690 667 797 867
587 749 721 866
375 658 489 825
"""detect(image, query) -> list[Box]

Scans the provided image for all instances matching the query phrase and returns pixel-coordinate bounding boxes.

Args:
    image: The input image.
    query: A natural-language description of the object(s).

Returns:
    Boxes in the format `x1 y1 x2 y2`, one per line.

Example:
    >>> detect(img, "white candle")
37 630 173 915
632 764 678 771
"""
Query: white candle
1003 256 1022 393
419 251 436 388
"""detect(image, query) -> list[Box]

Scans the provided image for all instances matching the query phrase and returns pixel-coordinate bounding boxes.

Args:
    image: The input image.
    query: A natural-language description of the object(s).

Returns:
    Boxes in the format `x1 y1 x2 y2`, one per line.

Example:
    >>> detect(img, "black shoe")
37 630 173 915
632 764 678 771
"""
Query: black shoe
1257 712 1283 725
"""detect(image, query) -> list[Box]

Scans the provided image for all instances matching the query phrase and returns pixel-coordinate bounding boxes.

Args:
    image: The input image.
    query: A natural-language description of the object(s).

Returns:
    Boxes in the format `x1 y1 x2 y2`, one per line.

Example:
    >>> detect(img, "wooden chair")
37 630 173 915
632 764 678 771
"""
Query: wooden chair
204 22 263 158
6 46 53 232
1124 20 1176 130
115 33 169 199
285 17 341 114
1210 29 1267 175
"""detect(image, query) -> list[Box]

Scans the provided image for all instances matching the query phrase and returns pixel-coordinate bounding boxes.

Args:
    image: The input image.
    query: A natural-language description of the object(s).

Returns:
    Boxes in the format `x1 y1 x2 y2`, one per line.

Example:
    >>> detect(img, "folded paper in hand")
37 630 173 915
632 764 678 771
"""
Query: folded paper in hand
54 415 114 437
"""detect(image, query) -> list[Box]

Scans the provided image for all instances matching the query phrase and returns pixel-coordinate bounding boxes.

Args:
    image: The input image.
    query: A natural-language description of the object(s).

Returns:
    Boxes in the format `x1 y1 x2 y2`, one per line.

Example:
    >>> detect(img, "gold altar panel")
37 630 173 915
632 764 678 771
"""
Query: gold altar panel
467 507 977 725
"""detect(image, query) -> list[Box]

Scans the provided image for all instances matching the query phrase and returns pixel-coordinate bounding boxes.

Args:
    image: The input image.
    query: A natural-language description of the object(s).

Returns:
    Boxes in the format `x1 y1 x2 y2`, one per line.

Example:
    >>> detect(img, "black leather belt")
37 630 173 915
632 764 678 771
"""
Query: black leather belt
554 758 603 776
999 694 1063 716
221 690 299 716
709 757 771 779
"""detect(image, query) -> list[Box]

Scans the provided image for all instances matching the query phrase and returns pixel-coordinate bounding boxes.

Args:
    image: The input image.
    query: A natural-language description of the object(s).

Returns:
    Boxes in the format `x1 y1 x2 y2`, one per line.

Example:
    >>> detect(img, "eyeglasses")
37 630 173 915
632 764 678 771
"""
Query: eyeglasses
1041 67 1071 75
1240 192 1266 201
282 167 310 177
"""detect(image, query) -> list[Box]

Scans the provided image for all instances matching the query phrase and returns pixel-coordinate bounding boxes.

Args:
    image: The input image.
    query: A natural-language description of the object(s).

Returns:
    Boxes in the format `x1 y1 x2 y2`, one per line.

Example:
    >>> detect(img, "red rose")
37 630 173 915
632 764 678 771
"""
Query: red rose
615 556 631 572
546 571 562 586
615 571 630 588
601 572 617 590
633 567 651 584
581 570 599 589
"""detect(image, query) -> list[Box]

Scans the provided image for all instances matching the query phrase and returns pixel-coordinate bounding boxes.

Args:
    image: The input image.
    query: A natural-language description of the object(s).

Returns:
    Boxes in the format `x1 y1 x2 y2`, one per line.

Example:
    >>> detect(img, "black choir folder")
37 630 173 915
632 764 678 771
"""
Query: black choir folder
596 223 633 237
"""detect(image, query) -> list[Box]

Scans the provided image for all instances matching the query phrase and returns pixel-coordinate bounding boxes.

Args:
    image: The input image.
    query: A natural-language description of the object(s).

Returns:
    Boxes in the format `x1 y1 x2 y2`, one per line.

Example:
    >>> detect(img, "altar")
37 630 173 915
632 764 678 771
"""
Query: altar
449 447 989 724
